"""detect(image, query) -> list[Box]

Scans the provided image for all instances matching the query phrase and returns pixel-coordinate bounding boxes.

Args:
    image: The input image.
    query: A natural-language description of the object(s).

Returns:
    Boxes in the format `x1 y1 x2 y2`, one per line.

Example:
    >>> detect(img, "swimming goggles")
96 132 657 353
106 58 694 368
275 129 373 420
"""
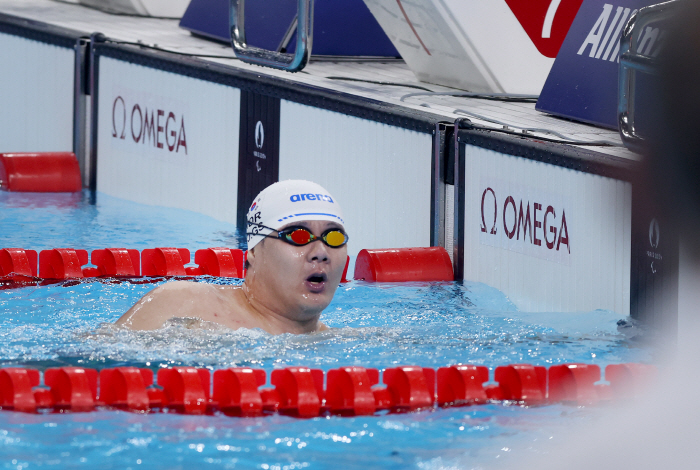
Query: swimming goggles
248 222 349 248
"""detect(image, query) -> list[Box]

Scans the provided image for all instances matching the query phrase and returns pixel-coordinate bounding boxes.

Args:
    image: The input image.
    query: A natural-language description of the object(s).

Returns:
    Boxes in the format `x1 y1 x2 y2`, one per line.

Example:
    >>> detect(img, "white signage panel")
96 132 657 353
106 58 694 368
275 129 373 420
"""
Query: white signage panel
463 144 631 314
279 101 432 257
97 57 240 224
0 33 73 153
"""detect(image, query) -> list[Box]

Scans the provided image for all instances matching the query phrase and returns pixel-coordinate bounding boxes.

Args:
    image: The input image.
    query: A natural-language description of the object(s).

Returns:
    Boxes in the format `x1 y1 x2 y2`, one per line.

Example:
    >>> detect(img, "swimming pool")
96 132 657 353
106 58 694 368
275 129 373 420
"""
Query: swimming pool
0 191 651 469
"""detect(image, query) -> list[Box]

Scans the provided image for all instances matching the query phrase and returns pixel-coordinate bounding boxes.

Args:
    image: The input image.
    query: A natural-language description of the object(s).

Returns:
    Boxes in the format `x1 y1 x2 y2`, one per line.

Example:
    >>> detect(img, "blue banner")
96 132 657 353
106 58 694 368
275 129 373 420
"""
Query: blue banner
536 0 659 129
179 0 398 57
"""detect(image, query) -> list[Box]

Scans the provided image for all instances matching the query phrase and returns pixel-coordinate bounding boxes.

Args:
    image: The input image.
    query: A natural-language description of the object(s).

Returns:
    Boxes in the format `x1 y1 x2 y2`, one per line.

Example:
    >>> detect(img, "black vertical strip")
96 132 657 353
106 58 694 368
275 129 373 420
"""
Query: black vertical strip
453 125 466 280
629 188 678 334
237 91 281 228
73 37 89 185
88 36 101 192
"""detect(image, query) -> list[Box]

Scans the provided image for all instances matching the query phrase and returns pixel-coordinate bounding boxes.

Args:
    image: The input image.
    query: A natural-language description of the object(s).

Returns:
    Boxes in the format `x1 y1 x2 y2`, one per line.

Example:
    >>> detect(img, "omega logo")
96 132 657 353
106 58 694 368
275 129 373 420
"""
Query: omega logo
112 97 126 140
480 188 498 235
480 187 571 253
111 95 188 154
255 121 264 149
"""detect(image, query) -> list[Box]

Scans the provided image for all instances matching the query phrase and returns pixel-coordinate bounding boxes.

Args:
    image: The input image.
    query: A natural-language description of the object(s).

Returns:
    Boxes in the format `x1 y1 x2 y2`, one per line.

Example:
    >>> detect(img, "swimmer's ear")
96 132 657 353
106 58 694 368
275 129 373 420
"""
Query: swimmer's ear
246 245 257 268
246 239 264 270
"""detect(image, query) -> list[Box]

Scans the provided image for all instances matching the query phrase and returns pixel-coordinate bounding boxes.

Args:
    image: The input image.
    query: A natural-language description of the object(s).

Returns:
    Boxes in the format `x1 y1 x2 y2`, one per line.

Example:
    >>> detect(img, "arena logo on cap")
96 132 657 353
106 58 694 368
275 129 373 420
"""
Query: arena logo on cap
290 194 334 203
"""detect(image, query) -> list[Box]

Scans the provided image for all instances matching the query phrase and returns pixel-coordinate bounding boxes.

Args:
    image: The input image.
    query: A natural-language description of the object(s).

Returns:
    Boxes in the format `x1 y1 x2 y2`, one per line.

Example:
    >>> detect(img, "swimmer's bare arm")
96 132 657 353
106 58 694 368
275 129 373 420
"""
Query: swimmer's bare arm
115 281 230 330
116 280 329 333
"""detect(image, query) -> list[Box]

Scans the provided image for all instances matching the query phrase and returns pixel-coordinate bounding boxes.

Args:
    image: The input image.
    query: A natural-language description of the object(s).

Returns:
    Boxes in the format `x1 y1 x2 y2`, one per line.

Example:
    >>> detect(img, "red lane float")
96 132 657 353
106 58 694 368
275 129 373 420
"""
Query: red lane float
271 367 324 418
0 368 42 413
494 364 547 403
0 248 38 280
341 255 350 283
44 367 98 412
2 245 458 284
326 366 379 416
213 368 266 417
382 366 436 412
192 248 244 277
548 364 602 405
0 152 82 192
0 363 658 416
605 363 658 399
437 365 489 406
91 249 141 277
39 249 89 280
353 247 453 282
141 248 191 277
157 367 211 415
99 367 154 411
2 246 253 284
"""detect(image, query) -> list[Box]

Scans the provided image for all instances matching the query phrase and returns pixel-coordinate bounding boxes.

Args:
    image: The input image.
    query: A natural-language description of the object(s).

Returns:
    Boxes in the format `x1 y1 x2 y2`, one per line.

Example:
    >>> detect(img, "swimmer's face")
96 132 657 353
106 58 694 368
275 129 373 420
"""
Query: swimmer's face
246 220 347 321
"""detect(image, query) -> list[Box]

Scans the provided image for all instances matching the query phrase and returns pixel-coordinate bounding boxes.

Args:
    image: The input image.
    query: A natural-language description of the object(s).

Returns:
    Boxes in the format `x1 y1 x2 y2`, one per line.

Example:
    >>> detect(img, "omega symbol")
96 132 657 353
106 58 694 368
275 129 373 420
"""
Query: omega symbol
112 96 126 140
480 188 498 235
255 121 264 149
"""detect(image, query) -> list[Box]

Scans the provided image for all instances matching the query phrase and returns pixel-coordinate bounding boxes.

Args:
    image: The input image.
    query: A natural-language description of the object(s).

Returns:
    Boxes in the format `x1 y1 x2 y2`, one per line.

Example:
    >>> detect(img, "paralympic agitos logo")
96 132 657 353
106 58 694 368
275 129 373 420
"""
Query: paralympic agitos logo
480 187 571 254
111 96 188 154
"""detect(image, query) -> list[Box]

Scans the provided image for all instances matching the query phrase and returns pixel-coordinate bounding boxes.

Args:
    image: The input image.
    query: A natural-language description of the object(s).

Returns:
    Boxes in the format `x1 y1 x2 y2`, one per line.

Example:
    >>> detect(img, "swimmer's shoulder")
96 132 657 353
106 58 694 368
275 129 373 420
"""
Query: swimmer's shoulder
116 280 241 330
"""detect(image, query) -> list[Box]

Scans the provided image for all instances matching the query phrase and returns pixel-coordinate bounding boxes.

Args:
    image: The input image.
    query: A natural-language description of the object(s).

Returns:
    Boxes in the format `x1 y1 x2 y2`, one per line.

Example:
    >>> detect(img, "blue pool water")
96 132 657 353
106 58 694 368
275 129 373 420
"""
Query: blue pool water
0 191 650 469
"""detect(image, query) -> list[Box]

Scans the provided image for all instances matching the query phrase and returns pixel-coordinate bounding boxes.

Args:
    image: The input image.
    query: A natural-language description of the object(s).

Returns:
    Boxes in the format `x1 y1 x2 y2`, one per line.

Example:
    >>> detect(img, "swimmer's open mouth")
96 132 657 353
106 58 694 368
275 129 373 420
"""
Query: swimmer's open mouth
307 273 327 284
305 273 328 294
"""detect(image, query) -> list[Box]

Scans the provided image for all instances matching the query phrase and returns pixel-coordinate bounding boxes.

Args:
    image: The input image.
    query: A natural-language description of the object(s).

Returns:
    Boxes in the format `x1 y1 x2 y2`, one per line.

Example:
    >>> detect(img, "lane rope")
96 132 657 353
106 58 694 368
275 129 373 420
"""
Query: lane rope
0 363 656 417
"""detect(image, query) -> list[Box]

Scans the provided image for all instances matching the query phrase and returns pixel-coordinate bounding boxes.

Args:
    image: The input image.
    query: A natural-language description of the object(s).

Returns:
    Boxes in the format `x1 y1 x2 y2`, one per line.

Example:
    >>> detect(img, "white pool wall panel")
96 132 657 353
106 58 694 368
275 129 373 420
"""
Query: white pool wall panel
0 32 73 153
463 145 632 314
96 57 240 224
279 101 433 257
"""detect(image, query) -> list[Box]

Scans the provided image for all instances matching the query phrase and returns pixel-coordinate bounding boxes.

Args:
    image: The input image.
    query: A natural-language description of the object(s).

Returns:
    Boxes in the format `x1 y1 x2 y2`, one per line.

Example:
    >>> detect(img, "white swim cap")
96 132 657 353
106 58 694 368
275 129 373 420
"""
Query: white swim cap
246 180 345 250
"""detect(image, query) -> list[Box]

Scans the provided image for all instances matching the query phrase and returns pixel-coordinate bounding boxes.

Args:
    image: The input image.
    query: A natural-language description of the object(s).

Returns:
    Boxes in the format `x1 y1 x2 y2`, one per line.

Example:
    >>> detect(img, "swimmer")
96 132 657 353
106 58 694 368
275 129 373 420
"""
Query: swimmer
115 180 348 334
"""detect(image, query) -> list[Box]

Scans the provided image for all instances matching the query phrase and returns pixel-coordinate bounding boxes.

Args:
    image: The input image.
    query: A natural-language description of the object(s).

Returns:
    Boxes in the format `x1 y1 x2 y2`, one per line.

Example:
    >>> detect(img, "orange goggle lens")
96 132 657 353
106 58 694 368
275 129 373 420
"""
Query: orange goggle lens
323 230 346 247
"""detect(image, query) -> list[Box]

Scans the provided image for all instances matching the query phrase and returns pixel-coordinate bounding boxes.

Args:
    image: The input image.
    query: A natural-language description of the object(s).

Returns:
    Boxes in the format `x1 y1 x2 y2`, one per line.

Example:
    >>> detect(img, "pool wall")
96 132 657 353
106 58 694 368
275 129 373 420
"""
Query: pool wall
278 101 433 252
0 6 677 326
456 140 632 314
95 56 241 225
0 15 77 156
90 42 436 256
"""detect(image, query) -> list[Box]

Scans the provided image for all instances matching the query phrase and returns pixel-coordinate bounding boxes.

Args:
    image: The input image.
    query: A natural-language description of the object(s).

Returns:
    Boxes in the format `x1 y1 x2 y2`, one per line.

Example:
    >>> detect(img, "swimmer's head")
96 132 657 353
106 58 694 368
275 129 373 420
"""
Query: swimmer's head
246 180 345 251
244 180 348 329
